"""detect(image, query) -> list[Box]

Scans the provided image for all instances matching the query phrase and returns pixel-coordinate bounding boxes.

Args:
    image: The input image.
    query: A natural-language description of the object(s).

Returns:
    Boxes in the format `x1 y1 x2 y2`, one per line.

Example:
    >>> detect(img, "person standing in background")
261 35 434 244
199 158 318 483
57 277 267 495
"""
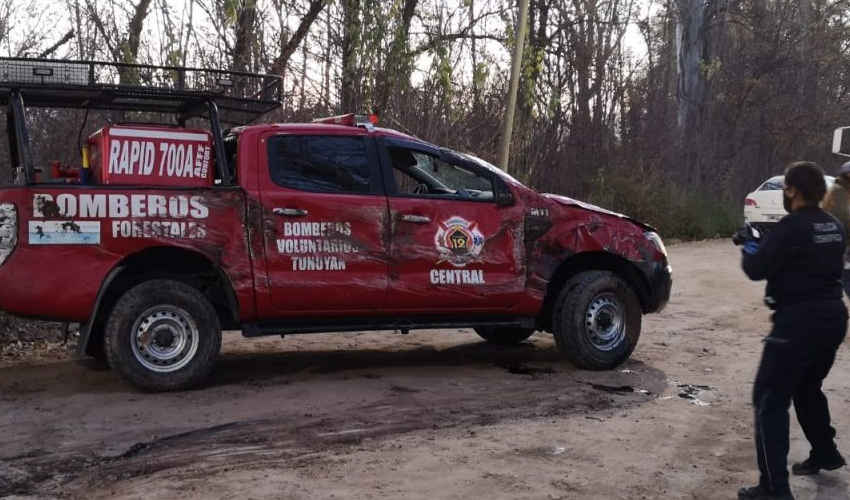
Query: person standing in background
822 161 850 296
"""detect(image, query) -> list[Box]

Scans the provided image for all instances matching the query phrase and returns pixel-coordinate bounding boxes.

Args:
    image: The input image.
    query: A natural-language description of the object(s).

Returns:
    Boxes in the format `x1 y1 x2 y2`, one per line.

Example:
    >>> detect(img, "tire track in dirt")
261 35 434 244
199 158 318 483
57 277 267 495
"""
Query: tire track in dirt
1 345 667 498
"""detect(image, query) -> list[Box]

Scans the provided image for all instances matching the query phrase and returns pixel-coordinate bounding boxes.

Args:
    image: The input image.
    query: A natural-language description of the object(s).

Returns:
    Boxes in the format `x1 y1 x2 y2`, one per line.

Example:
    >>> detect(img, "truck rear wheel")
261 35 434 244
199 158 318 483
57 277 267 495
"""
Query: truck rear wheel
104 279 221 391
474 326 535 345
552 271 641 370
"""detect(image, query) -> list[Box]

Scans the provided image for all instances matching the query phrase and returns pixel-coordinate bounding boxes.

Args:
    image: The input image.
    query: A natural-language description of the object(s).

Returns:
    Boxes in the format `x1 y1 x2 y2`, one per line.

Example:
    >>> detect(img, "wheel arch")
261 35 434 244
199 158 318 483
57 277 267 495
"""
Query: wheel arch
79 246 239 358
538 251 652 332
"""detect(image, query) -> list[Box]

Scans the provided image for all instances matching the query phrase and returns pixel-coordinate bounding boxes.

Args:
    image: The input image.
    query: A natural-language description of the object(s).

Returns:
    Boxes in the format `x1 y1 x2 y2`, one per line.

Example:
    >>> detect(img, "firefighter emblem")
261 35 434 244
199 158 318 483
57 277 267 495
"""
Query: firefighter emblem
435 216 485 267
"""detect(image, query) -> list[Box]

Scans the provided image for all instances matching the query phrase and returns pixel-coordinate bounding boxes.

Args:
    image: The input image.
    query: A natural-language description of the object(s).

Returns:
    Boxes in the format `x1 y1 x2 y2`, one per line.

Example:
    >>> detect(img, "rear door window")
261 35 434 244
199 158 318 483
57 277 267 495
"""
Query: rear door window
267 135 374 194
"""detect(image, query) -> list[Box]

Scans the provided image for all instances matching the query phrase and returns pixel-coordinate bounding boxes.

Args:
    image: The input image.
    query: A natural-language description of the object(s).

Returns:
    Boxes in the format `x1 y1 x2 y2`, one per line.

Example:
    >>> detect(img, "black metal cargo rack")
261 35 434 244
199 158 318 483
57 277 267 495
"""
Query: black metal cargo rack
0 57 283 184
0 57 282 119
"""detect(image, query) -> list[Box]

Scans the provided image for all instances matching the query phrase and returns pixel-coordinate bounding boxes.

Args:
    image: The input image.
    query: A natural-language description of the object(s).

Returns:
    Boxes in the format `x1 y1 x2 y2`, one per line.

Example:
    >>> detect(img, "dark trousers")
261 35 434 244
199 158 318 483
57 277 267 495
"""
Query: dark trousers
753 300 847 493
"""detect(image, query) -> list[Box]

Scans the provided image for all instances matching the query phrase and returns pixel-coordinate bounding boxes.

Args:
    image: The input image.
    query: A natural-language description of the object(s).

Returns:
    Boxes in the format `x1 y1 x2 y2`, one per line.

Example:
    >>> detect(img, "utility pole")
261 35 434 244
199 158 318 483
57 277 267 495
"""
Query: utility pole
498 0 530 173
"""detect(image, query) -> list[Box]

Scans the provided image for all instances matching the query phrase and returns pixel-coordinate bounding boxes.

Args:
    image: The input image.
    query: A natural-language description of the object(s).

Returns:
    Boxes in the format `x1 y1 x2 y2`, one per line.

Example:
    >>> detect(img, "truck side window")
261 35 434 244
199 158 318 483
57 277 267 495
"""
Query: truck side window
267 135 372 194
388 147 494 201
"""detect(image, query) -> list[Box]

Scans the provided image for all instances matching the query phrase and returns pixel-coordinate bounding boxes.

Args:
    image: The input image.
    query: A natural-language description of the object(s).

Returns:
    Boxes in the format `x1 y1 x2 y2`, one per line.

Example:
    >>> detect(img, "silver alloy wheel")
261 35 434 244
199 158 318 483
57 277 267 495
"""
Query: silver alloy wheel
585 293 626 351
130 305 200 373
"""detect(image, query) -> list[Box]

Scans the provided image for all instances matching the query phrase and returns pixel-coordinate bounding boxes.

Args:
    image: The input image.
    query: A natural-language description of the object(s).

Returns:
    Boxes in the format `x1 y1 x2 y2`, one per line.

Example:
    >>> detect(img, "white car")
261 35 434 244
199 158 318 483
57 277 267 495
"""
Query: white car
744 175 835 232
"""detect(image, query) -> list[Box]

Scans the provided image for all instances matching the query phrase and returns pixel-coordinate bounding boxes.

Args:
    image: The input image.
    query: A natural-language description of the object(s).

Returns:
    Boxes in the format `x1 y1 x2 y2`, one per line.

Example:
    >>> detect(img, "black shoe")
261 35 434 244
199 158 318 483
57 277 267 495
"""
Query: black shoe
791 453 846 475
738 485 795 500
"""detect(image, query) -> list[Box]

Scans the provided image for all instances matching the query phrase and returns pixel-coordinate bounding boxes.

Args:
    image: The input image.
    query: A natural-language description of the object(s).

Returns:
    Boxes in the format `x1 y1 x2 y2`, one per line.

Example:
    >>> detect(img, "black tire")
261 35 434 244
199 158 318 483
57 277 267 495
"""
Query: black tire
104 279 221 391
474 326 535 345
552 271 641 370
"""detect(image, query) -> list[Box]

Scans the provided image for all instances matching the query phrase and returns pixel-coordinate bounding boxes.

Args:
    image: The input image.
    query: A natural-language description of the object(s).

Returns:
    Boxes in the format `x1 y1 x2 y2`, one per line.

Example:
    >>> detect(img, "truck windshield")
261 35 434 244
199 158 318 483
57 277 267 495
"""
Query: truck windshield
456 152 524 186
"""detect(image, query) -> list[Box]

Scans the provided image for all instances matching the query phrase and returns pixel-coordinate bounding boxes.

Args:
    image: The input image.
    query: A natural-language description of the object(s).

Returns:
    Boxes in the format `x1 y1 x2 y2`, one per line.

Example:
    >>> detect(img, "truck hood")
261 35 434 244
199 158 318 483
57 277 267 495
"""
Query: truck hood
542 193 657 233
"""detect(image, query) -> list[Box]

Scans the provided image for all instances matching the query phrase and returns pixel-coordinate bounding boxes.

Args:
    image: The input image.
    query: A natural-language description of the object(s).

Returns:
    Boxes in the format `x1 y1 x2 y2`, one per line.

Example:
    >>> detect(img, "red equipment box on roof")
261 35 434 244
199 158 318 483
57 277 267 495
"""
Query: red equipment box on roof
87 125 214 187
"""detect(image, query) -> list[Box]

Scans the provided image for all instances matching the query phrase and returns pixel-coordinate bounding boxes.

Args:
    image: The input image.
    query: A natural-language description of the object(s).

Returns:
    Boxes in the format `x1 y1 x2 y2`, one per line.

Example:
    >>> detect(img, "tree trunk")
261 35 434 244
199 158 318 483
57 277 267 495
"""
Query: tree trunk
374 0 418 117
125 0 154 62
518 0 549 118
113 0 153 84
498 0 530 172
232 0 257 74
298 38 308 112
323 6 332 111
469 0 479 107
341 0 361 112
675 0 709 184
73 0 84 58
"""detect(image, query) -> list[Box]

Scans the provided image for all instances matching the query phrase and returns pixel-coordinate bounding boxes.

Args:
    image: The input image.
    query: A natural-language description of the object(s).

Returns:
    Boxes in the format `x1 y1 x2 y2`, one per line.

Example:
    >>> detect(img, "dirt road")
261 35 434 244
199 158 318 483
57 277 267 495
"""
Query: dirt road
2 240 850 499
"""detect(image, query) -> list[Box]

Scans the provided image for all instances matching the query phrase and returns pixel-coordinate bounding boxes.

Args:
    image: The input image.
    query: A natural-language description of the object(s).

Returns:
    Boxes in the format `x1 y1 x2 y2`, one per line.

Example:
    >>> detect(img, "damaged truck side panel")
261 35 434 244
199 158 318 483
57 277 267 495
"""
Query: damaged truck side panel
542 200 667 301
0 187 255 325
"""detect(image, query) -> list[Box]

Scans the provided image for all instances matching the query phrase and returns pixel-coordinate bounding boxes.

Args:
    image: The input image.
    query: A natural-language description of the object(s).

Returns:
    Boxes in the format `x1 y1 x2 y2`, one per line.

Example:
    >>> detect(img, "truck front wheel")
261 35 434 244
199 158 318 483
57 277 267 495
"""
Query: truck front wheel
105 279 222 391
474 326 535 345
552 271 641 370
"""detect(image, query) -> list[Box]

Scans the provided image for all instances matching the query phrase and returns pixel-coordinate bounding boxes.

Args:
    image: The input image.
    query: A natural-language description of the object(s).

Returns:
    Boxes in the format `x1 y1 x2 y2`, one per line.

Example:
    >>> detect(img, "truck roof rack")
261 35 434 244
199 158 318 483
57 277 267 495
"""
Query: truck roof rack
0 58 282 185
0 57 282 124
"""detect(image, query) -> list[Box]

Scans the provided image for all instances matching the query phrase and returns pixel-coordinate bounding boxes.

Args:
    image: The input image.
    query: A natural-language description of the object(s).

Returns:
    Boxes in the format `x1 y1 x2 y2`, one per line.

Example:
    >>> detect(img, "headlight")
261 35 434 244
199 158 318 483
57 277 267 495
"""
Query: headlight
645 231 667 257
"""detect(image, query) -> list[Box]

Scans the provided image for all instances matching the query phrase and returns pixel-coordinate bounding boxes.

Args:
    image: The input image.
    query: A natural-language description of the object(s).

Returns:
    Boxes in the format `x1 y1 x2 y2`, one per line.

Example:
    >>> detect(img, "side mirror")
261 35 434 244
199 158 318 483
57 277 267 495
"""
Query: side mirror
833 127 850 157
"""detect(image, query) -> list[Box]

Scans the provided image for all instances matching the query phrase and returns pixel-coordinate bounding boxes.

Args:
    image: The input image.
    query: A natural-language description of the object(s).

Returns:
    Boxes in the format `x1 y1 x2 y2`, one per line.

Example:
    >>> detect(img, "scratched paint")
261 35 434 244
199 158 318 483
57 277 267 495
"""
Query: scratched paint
0 187 254 322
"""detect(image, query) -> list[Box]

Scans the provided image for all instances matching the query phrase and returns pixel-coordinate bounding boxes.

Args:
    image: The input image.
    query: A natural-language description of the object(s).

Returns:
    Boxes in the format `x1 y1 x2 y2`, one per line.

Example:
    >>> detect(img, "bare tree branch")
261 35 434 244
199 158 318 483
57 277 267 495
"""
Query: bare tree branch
38 29 75 58
270 0 326 77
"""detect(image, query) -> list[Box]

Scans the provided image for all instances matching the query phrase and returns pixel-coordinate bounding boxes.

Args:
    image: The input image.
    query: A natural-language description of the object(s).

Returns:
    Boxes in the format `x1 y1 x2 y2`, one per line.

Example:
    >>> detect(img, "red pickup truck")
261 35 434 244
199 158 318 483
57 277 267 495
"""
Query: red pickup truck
0 58 671 391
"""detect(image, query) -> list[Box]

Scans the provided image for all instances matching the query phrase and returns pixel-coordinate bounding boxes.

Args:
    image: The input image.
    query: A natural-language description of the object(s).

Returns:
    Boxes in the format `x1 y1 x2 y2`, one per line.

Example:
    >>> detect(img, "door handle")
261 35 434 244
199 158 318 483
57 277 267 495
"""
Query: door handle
400 214 431 224
273 208 309 217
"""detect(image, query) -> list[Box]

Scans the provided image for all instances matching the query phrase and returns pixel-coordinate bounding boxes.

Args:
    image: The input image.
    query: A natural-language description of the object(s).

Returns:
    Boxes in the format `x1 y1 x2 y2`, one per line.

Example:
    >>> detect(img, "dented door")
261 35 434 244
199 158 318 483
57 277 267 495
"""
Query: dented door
379 141 526 312
258 132 390 315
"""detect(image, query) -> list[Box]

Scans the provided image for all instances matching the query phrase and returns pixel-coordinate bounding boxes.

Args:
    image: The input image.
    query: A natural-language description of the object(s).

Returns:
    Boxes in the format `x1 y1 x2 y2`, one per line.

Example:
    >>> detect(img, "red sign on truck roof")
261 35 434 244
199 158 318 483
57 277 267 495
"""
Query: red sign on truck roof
87 125 214 187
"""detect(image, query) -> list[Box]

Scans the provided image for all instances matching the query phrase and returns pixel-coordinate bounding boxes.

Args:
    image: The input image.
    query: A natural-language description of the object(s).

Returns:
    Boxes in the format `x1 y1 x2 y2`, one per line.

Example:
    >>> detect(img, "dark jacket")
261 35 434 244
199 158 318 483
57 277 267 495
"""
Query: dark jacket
742 206 845 309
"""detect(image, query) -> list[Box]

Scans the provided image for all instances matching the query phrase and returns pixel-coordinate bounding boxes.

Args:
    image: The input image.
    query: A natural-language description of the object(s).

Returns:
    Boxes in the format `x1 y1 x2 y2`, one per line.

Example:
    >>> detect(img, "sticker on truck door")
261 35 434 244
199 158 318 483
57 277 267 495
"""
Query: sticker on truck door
434 216 484 267
28 221 100 245
275 220 358 271
430 216 487 286
31 193 209 241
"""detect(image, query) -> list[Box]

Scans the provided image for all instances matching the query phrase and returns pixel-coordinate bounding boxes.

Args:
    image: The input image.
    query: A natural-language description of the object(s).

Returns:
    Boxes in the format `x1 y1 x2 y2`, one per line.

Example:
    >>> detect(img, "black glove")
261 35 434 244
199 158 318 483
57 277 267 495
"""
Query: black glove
732 225 761 246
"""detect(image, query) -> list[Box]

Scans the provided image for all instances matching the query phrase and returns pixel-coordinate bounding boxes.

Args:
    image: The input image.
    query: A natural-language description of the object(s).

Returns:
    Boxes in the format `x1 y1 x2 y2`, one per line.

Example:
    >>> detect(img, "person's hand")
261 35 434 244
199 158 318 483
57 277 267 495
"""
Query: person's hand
732 225 761 246
742 240 761 255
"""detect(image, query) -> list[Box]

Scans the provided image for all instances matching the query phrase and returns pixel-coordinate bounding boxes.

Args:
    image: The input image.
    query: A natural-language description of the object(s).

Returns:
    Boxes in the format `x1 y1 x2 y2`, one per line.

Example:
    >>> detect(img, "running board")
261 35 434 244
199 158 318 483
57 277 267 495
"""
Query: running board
241 316 536 338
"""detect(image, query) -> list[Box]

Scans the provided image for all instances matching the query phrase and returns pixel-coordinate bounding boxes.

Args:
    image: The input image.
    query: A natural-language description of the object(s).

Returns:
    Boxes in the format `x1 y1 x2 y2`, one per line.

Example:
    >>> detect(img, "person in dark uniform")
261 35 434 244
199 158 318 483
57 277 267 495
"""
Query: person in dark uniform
737 161 847 500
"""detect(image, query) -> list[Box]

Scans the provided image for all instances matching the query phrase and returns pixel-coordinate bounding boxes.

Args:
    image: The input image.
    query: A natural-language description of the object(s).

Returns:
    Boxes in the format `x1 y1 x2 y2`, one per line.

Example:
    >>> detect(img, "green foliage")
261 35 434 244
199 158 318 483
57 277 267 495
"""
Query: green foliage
699 57 722 81
432 44 454 98
586 168 741 240
222 0 249 26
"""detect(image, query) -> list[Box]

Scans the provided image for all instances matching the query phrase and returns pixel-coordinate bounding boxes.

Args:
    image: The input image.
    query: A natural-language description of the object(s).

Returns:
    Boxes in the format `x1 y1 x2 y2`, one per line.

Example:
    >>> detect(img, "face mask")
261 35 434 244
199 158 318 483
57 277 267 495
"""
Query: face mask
783 192 793 212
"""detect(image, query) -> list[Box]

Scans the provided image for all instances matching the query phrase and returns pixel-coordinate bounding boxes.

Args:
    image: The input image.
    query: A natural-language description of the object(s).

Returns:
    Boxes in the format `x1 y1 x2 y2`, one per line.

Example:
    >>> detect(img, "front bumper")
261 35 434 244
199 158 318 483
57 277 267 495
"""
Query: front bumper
646 261 672 313
745 212 785 224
